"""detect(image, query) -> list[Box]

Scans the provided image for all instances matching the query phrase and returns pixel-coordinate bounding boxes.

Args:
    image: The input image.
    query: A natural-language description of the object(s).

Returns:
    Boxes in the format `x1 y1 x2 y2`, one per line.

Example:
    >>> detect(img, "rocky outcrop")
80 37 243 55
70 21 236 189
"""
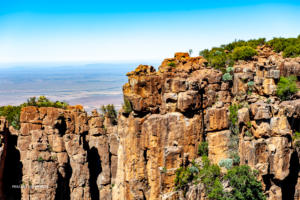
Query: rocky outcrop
0 106 118 200
0 46 300 200
116 48 300 200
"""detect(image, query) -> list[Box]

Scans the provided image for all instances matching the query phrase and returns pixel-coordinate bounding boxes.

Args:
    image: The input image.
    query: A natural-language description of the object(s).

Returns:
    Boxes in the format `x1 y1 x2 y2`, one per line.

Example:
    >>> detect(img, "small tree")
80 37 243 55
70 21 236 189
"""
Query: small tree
232 46 257 61
123 97 132 114
276 76 298 100
101 104 117 122
189 49 193 56
198 141 208 156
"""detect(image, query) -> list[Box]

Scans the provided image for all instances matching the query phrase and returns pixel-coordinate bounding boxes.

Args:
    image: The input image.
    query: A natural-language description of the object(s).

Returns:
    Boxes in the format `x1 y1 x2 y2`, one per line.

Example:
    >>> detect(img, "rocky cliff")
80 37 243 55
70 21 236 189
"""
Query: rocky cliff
0 46 300 200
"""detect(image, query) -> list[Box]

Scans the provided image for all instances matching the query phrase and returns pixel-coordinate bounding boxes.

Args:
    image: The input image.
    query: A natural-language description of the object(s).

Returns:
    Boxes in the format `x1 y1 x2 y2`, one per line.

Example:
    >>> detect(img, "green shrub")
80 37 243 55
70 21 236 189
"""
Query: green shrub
0 105 21 129
276 76 298 100
230 152 240 166
198 141 208 156
199 157 222 198
219 159 233 170
37 156 44 162
232 46 257 61
24 96 69 109
123 97 132 114
168 62 176 67
293 132 300 141
267 37 290 52
175 166 195 191
199 36 300 72
224 165 266 200
174 158 265 200
283 43 300 58
229 104 240 129
222 73 232 81
207 178 225 200
101 104 117 122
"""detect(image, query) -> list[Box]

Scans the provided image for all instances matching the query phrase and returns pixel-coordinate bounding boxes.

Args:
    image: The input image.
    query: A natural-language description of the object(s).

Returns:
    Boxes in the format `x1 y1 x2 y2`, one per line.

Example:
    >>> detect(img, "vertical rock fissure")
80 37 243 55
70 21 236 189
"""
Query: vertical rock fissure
55 158 72 200
3 134 22 200
281 150 299 200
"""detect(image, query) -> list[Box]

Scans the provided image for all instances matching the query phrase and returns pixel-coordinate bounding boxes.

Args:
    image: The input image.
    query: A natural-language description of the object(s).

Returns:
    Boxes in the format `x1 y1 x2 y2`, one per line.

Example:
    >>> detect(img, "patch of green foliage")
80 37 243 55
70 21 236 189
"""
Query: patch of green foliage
25 96 68 108
122 97 132 114
283 43 300 58
229 104 240 130
198 141 208 156
292 132 300 141
219 158 233 170
267 36 300 57
0 105 22 129
228 104 241 166
232 46 257 61
174 161 200 192
168 62 176 67
276 76 298 100
0 96 69 130
224 165 266 200
199 38 264 72
199 36 300 72
101 104 117 123
222 67 234 81
37 156 44 162
174 157 265 200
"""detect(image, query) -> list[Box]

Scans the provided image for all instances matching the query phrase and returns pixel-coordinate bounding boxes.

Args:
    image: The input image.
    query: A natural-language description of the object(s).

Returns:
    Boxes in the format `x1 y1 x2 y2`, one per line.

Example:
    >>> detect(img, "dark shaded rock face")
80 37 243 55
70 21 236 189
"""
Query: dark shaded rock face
0 47 300 200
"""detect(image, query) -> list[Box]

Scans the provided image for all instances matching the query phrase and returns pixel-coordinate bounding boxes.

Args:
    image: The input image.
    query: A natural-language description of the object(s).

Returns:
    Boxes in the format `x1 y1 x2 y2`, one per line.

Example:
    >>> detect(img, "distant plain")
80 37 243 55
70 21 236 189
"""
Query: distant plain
0 63 154 112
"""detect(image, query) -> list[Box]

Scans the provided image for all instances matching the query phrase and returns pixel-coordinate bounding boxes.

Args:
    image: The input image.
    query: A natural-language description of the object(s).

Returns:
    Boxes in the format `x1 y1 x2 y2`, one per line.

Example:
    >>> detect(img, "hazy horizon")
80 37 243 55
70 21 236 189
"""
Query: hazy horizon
1 1 300 64
0 63 148 111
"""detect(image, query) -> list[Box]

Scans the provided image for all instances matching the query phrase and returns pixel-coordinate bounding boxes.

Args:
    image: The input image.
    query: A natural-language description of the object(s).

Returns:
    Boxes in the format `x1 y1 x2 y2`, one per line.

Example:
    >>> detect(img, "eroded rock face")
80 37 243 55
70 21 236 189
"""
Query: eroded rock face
116 49 300 200
5 106 118 200
1 47 300 200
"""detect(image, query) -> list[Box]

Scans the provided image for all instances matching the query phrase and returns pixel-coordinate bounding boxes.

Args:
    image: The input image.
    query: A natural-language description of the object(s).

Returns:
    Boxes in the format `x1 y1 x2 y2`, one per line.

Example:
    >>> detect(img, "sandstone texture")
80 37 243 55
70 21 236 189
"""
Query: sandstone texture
0 47 299 200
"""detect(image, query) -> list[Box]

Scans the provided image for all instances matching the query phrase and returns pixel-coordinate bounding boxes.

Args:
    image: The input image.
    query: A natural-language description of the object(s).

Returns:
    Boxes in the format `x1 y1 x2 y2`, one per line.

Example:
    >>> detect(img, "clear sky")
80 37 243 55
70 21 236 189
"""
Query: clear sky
0 0 300 64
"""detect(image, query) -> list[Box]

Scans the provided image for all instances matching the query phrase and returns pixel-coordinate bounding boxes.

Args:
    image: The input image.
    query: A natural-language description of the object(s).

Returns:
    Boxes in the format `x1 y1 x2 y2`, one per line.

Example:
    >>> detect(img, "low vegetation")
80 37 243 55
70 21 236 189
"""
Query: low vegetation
0 96 69 130
101 104 117 123
175 157 265 200
168 62 176 67
267 37 300 58
232 46 257 61
122 97 132 114
198 141 208 156
276 76 298 100
199 36 300 72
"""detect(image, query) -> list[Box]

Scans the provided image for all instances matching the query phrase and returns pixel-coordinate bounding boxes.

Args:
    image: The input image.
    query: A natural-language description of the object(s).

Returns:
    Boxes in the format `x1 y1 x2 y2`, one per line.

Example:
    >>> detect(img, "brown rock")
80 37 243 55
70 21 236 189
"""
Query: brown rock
205 108 228 131
207 130 231 165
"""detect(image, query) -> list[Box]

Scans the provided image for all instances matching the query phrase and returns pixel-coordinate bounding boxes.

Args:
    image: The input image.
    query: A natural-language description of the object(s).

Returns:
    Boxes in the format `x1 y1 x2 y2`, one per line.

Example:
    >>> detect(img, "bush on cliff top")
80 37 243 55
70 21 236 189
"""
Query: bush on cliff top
199 36 300 72
199 38 263 71
232 46 257 61
276 76 298 100
24 96 69 109
0 96 69 130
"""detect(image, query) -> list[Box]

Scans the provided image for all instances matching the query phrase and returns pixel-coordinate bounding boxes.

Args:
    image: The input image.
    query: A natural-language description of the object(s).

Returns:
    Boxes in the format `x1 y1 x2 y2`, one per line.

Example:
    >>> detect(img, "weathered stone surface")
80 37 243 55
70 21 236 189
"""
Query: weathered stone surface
177 91 201 112
240 137 292 180
205 108 228 131
250 102 272 120
207 130 231 165
263 78 277 95
238 107 250 125
1 48 300 200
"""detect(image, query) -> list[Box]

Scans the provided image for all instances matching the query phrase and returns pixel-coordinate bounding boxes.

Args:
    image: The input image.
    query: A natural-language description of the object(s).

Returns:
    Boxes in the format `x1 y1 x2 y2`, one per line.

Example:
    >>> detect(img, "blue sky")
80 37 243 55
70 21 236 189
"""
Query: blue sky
0 0 300 64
